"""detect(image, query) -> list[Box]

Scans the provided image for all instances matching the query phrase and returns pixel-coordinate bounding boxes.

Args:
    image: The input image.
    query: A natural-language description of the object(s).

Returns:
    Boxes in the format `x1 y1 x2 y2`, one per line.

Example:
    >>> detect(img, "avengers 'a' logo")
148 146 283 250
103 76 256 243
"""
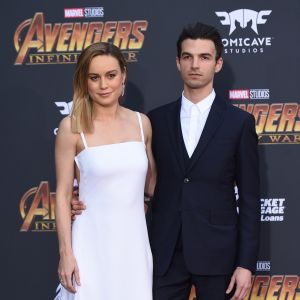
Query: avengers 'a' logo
19 181 56 232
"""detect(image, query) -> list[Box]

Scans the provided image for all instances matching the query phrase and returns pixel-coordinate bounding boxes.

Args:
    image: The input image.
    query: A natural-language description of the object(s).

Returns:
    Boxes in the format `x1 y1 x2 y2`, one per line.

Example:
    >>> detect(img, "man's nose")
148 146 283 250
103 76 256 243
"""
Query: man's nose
191 57 199 69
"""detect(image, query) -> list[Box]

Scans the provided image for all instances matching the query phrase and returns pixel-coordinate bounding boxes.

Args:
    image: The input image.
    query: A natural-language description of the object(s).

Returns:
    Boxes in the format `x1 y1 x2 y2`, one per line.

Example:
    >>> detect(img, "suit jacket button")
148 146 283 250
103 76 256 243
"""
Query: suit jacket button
183 178 190 183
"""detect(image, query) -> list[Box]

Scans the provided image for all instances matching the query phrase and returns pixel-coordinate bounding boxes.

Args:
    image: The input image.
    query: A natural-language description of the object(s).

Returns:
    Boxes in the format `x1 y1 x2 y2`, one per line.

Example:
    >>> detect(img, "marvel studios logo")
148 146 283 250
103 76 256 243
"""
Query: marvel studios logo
64 7 104 18
229 89 270 100
256 261 271 272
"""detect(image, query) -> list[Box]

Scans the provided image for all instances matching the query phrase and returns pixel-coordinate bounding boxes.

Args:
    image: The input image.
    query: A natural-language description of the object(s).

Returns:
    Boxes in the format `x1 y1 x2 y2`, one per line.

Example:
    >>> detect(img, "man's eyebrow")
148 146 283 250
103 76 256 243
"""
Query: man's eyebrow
181 52 213 57
181 51 192 56
199 53 213 57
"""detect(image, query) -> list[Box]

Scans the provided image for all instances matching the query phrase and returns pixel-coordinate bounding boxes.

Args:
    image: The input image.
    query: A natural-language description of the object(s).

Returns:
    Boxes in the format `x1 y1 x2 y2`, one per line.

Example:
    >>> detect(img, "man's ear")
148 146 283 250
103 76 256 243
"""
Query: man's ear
176 56 181 72
215 57 223 73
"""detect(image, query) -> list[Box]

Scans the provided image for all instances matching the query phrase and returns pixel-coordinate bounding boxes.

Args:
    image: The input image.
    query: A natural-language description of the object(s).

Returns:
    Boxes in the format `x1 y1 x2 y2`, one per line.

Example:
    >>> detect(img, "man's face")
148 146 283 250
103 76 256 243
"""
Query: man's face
176 38 223 90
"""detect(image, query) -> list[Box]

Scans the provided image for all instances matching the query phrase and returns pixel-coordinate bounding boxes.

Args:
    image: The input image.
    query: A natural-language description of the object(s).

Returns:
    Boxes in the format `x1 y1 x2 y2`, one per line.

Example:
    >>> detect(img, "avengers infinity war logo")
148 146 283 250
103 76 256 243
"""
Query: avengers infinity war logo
19 181 56 232
236 103 300 144
189 276 300 299
14 12 148 65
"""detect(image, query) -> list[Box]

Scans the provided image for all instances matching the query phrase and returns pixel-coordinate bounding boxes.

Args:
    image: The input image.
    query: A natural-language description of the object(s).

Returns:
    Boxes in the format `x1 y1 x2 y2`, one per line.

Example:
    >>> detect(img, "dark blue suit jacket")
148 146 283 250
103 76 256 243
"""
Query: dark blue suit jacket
148 95 260 276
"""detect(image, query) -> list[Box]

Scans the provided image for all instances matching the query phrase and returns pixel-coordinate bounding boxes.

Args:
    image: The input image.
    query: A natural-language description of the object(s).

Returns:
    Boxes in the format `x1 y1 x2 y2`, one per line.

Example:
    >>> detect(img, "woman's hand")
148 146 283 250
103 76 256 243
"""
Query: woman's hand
58 253 81 293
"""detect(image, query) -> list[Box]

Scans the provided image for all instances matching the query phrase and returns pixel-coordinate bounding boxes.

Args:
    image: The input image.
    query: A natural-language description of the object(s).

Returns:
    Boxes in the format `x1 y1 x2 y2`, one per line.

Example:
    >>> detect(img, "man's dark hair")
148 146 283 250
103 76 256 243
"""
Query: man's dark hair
176 22 223 60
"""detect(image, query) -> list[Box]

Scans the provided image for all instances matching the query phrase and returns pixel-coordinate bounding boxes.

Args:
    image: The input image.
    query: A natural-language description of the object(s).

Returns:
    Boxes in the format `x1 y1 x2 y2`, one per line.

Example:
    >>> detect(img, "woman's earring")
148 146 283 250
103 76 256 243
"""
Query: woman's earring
121 82 125 97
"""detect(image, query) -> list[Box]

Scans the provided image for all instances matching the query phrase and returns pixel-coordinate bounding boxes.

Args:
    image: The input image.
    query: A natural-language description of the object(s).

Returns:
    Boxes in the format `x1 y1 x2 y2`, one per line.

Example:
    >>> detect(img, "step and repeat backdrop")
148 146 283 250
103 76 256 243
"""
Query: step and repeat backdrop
1 0 300 299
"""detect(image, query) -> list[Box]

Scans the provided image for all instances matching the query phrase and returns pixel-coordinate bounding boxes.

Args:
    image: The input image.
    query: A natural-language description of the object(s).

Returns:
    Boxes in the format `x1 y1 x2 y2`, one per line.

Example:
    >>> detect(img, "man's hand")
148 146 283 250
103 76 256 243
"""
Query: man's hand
71 190 86 220
226 267 252 300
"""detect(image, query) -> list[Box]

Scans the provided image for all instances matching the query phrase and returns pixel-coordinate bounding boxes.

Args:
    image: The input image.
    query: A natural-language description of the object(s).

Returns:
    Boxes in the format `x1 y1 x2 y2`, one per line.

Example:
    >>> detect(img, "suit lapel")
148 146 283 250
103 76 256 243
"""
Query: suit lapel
187 96 227 173
166 99 186 173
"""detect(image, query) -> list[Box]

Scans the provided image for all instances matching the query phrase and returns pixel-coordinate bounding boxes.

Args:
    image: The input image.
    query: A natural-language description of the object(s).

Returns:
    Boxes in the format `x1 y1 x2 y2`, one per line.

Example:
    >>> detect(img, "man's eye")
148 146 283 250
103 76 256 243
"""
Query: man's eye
182 55 190 60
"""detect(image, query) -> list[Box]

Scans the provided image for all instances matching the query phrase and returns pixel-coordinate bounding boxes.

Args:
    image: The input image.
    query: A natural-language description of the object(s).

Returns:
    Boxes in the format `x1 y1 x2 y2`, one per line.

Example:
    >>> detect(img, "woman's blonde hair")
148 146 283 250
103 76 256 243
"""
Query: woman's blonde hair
71 42 127 133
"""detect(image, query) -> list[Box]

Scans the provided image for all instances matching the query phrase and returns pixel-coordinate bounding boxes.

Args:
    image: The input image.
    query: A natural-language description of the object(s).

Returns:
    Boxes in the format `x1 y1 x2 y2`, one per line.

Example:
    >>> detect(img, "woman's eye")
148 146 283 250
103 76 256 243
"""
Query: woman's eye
108 73 116 79
89 76 98 81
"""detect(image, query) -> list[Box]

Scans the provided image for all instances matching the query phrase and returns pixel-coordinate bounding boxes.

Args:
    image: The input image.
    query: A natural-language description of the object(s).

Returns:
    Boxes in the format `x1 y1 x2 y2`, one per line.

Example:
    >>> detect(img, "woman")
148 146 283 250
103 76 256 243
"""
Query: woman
55 42 156 299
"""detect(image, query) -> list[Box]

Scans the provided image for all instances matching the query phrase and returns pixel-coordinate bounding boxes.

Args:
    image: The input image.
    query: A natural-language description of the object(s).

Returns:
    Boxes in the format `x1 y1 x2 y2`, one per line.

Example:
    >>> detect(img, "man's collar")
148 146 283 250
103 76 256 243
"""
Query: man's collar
181 89 216 114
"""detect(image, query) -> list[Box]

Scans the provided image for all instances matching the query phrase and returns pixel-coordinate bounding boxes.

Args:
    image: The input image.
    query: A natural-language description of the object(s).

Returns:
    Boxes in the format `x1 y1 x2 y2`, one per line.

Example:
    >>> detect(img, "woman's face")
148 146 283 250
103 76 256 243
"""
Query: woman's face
87 55 125 107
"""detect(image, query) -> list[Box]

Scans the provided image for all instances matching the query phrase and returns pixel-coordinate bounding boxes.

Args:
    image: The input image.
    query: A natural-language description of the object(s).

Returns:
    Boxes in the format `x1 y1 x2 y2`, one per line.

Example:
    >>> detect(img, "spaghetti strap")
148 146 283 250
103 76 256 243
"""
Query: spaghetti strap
80 132 88 149
136 112 145 144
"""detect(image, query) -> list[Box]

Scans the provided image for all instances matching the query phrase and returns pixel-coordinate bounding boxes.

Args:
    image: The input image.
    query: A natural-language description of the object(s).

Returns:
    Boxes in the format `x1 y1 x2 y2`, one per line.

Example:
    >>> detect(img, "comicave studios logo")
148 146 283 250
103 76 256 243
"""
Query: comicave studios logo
55 101 72 115
53 101 73 135
215 9 273 55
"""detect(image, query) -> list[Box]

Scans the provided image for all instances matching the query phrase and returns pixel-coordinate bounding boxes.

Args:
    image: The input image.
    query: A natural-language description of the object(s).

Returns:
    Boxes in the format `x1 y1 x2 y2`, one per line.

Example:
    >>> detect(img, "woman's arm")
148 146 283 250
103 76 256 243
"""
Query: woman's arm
55 116 80 293
141 114 157 209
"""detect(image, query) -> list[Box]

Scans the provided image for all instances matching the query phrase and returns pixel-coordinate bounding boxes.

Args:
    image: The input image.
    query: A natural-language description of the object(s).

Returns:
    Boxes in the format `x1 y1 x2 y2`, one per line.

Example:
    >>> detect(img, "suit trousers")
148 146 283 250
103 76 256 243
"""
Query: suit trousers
153 234 234 300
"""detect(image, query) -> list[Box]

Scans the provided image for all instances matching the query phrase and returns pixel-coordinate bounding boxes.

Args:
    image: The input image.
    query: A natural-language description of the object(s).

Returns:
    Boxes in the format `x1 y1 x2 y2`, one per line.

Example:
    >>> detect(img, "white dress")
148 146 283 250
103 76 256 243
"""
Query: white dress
56 112 153 300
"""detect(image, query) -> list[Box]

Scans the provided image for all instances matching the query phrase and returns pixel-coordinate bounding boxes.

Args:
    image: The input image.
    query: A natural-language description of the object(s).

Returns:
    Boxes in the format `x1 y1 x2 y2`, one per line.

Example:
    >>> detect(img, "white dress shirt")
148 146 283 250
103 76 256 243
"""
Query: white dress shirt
180 89 216 157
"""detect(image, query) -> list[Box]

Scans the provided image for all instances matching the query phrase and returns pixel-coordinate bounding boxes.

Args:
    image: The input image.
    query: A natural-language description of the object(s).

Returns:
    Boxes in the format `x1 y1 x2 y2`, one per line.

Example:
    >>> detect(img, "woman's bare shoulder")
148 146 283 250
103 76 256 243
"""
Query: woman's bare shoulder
139 112 151 130
57 116 77 142
58 116 71 130
120 107 151 132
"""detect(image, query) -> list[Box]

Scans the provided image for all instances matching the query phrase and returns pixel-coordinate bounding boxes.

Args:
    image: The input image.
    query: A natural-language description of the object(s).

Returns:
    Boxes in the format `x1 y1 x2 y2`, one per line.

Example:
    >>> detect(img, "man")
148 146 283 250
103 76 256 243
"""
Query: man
72 22 260 300
147 22 260 300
